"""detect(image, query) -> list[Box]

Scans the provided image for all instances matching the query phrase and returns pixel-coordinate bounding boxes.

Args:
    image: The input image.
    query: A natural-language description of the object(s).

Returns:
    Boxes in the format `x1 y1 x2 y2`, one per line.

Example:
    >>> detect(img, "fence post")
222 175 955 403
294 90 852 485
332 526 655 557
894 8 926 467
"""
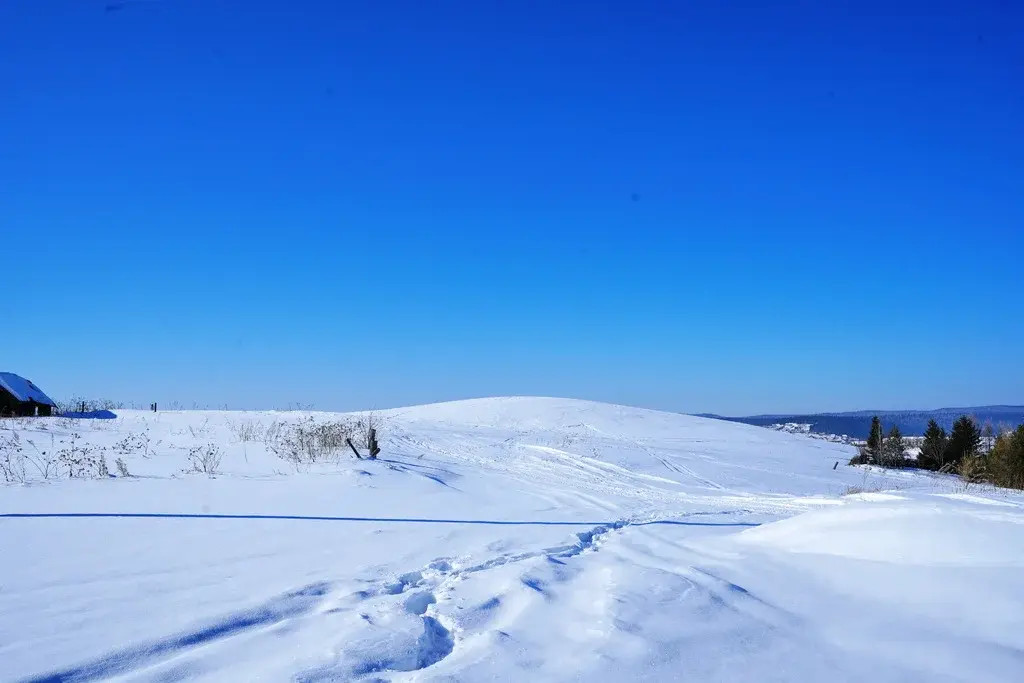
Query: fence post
368 428 380 459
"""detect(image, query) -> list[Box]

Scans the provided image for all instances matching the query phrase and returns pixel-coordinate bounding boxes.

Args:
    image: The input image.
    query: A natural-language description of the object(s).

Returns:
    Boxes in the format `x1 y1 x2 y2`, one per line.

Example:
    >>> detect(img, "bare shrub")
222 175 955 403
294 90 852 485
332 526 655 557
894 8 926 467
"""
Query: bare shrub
115 457 131 477
263 420 282 443
267 416 368 468
0 434 27 483
3 433 111 482
55 398 78 414
22 436 58 479
955 453 987 490
56 396 124 414
113 430 153 458
56 434 110 478
187 444 222 476
350 412 384 452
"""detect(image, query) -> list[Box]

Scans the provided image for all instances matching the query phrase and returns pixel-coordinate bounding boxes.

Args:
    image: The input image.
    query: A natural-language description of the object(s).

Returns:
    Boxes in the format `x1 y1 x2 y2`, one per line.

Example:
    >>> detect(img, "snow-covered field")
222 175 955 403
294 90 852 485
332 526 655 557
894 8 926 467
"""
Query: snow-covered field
2 397 1023 682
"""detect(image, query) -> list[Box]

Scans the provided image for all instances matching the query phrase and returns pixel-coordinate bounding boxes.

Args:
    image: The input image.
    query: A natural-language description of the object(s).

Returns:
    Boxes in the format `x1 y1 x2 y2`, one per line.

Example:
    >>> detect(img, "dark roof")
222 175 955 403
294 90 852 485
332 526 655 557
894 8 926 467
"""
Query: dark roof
0 373 57 407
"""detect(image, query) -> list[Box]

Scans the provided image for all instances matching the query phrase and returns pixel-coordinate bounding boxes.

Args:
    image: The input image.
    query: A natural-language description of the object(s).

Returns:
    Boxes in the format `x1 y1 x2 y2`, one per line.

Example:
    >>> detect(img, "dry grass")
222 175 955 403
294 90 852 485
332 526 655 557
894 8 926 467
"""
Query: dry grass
227 419 282 444
266 414 384 469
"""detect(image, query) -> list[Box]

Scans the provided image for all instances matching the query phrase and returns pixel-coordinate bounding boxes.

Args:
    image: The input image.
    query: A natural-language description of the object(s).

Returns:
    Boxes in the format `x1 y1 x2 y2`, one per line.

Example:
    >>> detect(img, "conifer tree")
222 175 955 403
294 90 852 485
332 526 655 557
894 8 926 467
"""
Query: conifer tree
947 415 982 467
883 425 905 467
866 416 884 463
918 419 948 471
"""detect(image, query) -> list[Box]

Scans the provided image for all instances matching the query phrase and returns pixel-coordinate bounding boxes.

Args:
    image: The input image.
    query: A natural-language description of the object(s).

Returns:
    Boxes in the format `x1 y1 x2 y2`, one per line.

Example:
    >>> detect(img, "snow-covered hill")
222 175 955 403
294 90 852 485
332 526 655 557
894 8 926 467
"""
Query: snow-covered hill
2 397 1023 682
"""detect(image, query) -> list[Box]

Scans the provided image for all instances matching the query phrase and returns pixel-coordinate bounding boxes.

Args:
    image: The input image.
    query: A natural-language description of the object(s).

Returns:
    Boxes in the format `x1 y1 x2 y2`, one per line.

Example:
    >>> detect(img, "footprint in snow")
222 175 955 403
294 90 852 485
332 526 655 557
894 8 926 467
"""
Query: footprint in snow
428 558 454 572
384 570 423 595
404 591 438 616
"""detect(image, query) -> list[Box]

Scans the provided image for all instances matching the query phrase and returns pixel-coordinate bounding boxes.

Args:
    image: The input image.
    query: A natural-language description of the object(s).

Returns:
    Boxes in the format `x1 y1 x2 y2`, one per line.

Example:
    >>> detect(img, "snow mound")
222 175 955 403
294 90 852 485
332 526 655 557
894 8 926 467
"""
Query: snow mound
737 498 1024 566
842 491 907 502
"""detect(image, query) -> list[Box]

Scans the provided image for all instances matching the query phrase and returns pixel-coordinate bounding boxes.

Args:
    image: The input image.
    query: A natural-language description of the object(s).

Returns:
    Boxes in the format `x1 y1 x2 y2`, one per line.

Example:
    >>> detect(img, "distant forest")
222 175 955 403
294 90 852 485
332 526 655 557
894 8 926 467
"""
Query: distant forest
698 406 1024 439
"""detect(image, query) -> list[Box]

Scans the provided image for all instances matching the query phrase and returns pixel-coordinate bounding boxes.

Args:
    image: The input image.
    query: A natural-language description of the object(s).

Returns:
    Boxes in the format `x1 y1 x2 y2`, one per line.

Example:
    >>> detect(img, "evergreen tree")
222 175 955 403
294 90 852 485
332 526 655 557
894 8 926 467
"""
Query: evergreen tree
883 425 905 467
866 416 884 463
918 419 948 471
947 415 982 466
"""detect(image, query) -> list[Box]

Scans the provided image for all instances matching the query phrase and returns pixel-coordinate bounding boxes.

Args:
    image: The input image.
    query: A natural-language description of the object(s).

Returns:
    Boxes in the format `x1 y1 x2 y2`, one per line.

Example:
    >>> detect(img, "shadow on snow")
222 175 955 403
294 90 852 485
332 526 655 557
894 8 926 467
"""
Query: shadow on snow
18 583 330 683
0 512 760 527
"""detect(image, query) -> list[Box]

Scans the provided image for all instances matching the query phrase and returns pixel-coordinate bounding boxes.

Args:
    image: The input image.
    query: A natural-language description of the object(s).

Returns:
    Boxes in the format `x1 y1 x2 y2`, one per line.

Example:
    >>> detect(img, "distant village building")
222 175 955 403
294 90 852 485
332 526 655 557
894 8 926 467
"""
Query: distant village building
0 372 57 417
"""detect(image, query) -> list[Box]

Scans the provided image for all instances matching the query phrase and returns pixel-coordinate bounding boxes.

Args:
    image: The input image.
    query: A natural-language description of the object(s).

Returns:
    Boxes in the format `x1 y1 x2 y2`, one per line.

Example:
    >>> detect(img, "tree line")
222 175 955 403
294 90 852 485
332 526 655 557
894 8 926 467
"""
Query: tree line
853 415 1024 490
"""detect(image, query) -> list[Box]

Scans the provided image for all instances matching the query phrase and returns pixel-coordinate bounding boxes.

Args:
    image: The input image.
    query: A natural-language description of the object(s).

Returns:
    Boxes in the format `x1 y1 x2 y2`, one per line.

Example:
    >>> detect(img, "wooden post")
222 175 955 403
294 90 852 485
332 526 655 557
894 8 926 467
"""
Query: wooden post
345 431 380 459
368 428 380 459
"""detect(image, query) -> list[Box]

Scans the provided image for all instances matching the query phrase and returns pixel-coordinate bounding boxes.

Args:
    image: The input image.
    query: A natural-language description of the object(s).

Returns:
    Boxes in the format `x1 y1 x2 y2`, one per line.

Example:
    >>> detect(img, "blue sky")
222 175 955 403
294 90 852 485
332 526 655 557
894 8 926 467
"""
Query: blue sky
2 0 1021 415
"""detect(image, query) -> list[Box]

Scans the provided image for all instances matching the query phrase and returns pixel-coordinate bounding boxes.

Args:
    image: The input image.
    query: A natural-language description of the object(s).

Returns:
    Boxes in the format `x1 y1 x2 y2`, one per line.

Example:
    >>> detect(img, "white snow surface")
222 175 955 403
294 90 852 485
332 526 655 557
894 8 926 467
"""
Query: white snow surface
2 396 1023 682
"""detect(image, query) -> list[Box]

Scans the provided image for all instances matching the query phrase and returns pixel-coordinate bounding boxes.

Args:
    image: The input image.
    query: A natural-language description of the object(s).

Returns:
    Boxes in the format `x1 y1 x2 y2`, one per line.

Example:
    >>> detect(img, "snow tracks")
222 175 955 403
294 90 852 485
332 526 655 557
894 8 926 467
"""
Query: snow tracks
17 521 631 683
295 521 628 680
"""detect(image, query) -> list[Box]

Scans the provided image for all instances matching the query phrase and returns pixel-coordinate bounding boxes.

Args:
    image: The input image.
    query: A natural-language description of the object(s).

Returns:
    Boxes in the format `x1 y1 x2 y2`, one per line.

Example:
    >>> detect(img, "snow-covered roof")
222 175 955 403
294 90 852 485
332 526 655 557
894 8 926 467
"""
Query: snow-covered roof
0 372 57 406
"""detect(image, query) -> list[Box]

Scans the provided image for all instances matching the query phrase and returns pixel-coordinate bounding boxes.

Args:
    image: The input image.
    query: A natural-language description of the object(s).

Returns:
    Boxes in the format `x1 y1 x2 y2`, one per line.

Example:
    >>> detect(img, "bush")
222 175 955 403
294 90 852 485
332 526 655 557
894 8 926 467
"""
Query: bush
268 417 356 467
113 430 153 458
0 434 27 483
351 412 383 454
21 436 58 479
187 444 222 476
985 426 1024 490
267 415 382 468
56 433 109 478
956 453 987 487
115 457 131 477
2 432 113 482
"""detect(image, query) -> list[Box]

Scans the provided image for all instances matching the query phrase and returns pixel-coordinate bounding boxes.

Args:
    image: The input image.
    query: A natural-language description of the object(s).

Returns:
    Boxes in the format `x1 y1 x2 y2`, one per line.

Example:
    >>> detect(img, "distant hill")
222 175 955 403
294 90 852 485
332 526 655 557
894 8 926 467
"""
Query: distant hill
696 406 1024 439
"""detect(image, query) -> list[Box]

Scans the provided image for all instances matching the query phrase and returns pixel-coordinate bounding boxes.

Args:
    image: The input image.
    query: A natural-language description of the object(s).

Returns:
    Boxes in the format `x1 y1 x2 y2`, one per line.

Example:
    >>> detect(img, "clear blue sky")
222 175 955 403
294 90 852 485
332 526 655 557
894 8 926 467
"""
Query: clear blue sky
2 0 1021 415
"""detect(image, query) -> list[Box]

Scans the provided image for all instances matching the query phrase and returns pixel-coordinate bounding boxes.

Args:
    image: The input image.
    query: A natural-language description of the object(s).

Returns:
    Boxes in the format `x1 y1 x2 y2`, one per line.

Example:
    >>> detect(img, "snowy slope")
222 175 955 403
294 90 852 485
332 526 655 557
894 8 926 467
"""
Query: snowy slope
2 397 1023 682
